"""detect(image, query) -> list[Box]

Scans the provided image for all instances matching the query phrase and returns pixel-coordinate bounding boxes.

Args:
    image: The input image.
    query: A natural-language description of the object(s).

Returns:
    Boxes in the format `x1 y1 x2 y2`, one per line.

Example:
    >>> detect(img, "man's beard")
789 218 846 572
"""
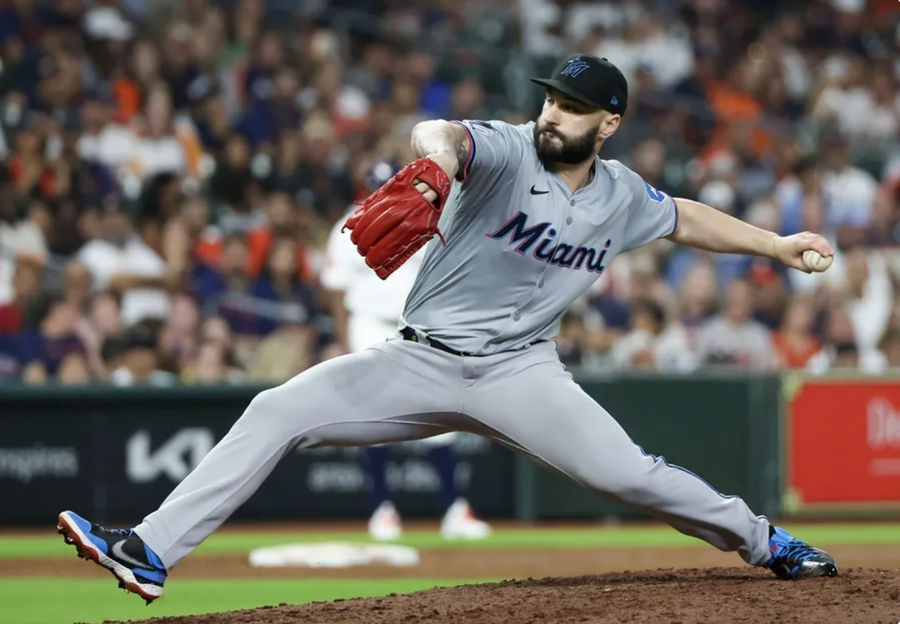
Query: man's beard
533 122 599 168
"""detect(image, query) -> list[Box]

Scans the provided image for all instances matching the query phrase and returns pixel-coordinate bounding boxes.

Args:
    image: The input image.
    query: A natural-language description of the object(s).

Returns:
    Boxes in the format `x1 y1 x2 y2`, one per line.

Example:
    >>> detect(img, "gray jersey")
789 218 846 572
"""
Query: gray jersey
402 120 678 355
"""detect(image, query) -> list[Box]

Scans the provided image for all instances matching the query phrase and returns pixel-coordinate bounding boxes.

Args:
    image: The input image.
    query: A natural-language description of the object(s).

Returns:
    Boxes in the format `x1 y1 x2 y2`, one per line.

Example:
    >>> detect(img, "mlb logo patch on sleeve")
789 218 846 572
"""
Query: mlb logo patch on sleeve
645 182 666 203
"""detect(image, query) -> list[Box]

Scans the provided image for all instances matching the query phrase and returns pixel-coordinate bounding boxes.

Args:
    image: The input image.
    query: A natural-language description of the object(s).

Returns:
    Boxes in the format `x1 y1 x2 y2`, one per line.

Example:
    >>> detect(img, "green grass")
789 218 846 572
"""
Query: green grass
4 523 900 559
4 523 900 624
0 577 484 624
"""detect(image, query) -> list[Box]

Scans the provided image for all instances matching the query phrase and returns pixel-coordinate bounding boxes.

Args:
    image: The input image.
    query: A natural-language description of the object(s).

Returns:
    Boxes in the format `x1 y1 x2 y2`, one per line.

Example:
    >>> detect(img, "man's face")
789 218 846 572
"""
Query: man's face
533 89 608 167
724 280 753 324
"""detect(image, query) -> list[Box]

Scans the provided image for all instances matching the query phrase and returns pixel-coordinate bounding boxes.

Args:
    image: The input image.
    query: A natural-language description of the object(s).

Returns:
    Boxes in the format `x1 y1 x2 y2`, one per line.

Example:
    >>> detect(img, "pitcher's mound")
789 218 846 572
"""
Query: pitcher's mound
95 567 899 624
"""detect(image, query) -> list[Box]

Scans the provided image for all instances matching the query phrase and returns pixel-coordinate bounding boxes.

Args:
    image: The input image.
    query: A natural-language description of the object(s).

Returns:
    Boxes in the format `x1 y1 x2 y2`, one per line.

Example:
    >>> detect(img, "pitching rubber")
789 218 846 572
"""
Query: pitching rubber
57 511 163 605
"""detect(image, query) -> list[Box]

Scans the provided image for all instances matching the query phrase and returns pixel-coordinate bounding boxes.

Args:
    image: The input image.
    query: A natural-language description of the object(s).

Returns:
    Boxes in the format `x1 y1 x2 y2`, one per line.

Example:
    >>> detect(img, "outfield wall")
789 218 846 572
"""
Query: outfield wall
3 373 898 525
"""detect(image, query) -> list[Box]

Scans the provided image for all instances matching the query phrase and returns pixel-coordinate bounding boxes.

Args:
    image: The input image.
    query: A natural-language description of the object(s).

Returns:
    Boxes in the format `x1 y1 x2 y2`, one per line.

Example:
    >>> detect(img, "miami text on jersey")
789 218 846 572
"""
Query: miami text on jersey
487 211 611 274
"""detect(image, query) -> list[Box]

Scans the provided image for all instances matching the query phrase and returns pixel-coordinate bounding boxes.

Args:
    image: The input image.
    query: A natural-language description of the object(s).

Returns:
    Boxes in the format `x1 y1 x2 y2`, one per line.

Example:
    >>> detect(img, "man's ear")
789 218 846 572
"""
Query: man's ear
597 113 621 140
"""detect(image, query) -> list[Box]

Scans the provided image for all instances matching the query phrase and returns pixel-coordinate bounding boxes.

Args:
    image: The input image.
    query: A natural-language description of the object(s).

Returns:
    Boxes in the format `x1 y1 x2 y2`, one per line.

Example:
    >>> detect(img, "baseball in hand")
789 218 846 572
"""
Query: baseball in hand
801 249 833 272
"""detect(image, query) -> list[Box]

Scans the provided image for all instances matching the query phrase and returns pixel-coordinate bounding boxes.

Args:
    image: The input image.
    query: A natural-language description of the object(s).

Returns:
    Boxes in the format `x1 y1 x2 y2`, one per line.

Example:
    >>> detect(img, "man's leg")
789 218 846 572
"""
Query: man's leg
465 344 771 565
59 341 463 602
134 345 457 568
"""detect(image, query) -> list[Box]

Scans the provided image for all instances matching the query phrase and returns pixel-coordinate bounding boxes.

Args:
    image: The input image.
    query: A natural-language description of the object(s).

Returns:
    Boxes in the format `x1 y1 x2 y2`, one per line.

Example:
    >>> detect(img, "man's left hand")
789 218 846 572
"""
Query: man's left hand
772 232 835 273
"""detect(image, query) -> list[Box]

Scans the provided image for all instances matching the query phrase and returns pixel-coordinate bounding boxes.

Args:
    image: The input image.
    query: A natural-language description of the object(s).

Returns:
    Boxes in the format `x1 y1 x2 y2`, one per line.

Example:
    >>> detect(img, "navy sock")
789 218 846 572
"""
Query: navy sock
360 446 391 510
427 445 459 510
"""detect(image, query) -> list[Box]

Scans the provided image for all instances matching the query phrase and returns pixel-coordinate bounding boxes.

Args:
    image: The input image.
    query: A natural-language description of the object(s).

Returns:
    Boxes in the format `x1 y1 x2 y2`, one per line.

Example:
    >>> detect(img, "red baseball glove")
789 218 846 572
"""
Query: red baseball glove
343 157 452 279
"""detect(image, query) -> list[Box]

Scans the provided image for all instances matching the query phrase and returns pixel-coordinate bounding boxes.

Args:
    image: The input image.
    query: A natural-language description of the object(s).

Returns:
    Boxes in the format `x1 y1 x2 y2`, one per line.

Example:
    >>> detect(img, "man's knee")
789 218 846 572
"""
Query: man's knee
238 386 305 431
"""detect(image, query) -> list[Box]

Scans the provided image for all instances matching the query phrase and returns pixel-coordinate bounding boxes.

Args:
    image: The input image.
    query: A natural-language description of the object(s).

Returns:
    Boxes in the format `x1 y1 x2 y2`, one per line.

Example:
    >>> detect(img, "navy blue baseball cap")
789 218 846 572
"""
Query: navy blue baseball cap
531 54 628 115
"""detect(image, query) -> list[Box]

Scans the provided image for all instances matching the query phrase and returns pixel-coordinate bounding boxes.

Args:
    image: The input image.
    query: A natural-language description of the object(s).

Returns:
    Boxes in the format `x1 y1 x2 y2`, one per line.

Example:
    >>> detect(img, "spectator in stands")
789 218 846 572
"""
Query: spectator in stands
556 310 586 368
747 262 788 331
246 192 314 283
210 233 253 332
198 315 235 356
678 262 718 332
210 134 259 227
771 295 821 370
820 132 879 248
879 328 900 370
17 293 90 385
865 186 900 247
62 260 93 311
88 291 124 343
0 0 897 383
695 280 777 370
108 321 175 386
132 86 188 181
250 237 317 335
611 299 695 372
77 290 123 381
809 306 867 372
78 200 170 326
157 292 202 371
0 258 43 334
0 165 47 304
182 339 242 384
842 247 893 358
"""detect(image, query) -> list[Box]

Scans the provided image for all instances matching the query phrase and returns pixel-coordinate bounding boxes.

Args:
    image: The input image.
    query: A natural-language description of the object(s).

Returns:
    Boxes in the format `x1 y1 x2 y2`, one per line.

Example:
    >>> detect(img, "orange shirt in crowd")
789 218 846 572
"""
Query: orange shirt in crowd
706 81 772 157
192 229 314 283
246 228 314 282
771 332 820 369
111 78 141 122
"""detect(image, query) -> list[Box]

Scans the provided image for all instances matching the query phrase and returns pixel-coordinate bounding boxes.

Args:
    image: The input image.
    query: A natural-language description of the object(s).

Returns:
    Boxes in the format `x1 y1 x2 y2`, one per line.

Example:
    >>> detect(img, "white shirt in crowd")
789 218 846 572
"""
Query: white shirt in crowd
0 219 47 304
78 235 170 325
610 324 697 372
694 316 776 371
77 125 186 180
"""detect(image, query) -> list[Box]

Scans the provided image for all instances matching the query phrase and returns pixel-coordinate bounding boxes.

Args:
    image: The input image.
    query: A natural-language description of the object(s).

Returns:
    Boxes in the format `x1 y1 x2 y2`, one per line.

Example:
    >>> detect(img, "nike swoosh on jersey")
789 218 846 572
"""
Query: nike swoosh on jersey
111 539 155 570
530 185 550 195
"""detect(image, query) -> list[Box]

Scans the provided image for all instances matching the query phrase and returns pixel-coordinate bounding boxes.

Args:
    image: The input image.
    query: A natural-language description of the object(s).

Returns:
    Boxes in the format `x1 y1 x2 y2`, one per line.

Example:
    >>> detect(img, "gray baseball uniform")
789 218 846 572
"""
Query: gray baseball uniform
134 120 771 569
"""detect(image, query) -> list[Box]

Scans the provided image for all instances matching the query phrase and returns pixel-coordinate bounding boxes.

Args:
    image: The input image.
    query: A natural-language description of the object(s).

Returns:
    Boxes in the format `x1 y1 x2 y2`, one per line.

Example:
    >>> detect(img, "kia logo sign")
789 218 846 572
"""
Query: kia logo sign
126 429 215 483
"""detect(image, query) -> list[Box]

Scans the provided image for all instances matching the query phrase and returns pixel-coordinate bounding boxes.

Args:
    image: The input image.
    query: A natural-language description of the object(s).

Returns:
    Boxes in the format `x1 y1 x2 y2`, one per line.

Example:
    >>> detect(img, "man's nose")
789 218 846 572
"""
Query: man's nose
543 104 561 126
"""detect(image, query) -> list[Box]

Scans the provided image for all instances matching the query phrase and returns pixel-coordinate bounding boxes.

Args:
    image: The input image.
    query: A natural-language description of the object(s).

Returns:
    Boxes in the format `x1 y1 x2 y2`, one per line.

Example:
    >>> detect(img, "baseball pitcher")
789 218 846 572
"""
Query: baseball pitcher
58 55 837 604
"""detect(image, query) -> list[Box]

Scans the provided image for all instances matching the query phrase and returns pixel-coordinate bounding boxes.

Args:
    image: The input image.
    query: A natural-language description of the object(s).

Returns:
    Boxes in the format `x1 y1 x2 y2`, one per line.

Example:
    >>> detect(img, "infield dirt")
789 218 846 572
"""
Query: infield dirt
84 567 900 624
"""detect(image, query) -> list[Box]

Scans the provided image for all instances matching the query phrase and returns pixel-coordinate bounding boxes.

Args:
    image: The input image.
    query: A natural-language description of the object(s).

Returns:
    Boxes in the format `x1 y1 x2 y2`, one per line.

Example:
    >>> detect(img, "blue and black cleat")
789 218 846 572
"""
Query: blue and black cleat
57 510 167 604
765 526 838 580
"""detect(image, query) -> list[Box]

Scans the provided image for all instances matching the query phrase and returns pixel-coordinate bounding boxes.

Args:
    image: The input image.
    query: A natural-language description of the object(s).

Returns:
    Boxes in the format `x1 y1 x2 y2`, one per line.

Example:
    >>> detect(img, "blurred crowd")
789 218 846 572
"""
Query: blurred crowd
0 0 899 386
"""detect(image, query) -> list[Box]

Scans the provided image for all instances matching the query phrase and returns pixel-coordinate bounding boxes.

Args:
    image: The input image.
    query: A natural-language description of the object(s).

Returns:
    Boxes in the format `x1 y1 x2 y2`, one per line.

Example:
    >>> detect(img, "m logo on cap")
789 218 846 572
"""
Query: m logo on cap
560 57 590 78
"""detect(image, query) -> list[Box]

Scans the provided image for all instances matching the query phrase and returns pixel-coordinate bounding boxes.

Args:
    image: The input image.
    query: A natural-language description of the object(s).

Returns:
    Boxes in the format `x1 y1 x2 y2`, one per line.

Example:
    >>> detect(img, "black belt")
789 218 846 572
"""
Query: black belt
400 326 474 357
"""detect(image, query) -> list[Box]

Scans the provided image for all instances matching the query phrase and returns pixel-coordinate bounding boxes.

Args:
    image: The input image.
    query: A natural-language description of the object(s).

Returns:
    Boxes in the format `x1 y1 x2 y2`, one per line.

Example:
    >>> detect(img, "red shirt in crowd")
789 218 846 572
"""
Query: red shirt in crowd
0 303 23 334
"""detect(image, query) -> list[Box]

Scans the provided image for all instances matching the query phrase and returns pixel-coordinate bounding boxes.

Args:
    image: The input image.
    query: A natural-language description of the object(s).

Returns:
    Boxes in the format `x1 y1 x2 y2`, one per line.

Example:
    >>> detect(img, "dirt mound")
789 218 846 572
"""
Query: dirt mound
88 567 900 624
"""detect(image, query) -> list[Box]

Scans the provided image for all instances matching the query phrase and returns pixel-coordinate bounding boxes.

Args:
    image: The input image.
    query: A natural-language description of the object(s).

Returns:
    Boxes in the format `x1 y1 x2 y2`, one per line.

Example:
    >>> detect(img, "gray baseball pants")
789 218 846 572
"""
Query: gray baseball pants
134 336 771 569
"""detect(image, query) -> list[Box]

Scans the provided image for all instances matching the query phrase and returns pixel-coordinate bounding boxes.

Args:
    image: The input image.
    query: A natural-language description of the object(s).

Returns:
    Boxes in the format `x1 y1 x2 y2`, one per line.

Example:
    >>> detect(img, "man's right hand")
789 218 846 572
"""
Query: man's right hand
413 151 459 203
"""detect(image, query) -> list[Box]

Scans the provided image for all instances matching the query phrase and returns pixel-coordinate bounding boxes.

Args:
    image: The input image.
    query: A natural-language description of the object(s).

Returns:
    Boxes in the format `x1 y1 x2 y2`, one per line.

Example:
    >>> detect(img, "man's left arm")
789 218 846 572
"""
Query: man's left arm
667 197 834 273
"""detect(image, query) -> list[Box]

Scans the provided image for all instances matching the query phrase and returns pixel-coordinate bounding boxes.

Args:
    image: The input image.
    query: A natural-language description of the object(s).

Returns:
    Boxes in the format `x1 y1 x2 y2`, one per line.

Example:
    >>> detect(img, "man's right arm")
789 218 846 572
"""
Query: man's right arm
410 120 470 182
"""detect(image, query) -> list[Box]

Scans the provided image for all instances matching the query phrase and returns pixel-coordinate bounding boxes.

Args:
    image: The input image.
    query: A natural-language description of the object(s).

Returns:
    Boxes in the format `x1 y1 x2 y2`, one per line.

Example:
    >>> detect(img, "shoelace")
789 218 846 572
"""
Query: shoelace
774 539 820 563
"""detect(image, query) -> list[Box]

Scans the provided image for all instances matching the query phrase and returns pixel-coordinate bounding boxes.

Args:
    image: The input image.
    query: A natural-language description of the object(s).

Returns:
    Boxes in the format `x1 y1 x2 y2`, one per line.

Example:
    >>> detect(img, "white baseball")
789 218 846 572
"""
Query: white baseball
802 249 833 272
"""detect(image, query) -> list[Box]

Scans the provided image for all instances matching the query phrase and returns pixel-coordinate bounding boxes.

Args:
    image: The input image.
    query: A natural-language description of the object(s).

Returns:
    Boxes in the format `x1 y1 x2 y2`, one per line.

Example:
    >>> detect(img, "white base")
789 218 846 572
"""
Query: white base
248 542 420 568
